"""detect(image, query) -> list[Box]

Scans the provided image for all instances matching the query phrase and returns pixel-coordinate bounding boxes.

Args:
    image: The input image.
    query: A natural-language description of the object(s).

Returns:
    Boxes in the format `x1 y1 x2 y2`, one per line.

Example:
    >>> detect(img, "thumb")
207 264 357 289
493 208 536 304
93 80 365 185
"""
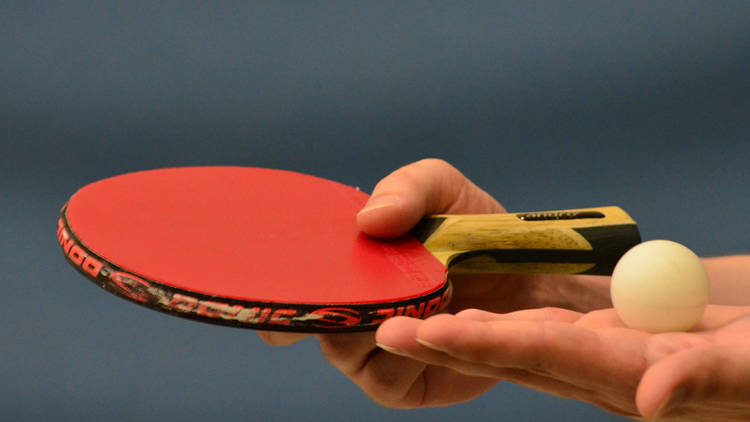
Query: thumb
357 159 504 238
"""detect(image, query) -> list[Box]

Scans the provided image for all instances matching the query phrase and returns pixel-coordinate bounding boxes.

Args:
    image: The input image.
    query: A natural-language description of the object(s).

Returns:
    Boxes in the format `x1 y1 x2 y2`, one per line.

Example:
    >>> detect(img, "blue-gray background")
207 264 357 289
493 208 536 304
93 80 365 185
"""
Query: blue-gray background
2 2 749 421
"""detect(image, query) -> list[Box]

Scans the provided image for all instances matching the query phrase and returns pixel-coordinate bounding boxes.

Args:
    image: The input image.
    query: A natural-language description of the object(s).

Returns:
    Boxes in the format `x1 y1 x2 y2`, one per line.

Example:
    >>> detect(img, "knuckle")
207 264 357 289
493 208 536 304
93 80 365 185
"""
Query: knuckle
539 306 577 320
398 158 461 185
365 373 402 402
318 334 352 361
362 369 420 409
455 308 488 320
415 158 464 182
256 331 309 346
371 165 420 195
415 157 455 171
256 331 283 345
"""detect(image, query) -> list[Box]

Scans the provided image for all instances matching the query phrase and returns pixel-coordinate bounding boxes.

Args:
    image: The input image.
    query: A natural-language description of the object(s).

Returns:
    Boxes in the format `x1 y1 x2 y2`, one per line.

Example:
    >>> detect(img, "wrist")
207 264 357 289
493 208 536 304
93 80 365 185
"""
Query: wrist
539 273 613 312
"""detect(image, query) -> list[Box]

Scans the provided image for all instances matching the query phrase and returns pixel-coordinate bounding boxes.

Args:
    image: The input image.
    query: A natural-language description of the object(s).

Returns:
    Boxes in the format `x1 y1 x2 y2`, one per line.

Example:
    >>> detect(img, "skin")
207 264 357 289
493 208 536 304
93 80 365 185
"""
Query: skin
259 158 750 421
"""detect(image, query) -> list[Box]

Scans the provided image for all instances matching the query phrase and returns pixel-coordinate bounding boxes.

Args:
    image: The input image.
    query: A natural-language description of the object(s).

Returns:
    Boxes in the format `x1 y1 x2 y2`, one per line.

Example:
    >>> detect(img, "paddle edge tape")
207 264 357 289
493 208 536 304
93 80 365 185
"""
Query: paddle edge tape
57 203 451 332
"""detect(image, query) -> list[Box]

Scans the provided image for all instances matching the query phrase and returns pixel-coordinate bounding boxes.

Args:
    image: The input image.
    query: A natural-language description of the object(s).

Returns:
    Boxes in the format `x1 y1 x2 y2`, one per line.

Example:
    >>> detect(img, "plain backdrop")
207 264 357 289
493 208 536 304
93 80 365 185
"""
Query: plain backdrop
2 2 749 421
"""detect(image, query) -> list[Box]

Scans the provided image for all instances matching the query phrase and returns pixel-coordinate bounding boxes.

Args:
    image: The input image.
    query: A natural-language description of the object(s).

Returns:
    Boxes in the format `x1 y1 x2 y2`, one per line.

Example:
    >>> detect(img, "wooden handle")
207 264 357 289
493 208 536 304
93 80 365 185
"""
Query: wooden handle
410 206 641 275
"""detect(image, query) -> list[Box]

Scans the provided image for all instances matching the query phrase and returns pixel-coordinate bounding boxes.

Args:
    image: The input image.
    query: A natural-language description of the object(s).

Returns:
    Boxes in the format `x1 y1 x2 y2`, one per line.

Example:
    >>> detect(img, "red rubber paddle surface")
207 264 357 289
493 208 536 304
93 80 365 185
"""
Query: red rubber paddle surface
65 167 447 305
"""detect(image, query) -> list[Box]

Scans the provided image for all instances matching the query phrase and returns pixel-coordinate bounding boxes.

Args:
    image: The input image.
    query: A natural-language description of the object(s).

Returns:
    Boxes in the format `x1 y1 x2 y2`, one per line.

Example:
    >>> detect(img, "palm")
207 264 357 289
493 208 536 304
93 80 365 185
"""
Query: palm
314 272 587 407
371 304 750 420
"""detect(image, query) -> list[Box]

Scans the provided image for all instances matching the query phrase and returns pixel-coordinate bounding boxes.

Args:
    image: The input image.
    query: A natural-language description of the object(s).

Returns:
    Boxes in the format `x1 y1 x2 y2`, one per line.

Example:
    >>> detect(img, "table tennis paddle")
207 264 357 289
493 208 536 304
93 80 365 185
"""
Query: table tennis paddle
57 166 640 332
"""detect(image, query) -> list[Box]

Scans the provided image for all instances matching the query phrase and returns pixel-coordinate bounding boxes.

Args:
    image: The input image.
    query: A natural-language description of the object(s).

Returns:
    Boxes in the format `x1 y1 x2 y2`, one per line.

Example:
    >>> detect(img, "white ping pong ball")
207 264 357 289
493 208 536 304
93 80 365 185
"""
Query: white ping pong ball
610 240 709 333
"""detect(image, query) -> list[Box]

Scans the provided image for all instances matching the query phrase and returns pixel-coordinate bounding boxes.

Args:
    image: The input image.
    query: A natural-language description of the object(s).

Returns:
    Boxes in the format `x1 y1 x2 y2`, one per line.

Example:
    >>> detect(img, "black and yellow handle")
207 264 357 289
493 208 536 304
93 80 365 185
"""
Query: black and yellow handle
411 206 640 275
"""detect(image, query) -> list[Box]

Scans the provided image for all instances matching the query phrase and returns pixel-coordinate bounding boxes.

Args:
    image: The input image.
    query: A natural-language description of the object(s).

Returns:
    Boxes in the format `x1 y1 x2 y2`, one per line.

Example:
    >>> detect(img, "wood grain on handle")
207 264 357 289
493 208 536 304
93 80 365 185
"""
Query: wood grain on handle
411 206 641 275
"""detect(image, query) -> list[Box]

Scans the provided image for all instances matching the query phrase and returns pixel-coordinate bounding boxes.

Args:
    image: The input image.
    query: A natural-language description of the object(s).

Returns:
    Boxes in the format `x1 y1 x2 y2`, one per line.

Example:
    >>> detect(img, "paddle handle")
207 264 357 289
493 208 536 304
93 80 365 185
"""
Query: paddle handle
411 206 641 275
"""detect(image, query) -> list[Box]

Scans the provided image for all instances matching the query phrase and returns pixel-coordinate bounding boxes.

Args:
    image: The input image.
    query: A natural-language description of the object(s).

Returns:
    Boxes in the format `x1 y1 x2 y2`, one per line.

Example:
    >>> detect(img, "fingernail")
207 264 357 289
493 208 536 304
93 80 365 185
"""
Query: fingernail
415 338 448 353
376 343 410 357
653 386 686 420
358 195 400 216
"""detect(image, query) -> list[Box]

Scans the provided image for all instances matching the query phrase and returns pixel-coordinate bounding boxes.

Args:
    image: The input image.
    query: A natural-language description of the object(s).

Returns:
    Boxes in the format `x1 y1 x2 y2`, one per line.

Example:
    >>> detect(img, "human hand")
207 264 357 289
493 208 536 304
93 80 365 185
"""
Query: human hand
258 159 750 420
257 157 509 345
375 304 750 420
259 158 616 405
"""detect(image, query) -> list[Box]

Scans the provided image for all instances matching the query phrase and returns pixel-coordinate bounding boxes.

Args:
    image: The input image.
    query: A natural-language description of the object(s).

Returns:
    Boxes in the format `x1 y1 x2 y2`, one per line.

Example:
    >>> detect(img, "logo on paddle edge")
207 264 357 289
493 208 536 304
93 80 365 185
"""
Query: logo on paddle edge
58 217 451 329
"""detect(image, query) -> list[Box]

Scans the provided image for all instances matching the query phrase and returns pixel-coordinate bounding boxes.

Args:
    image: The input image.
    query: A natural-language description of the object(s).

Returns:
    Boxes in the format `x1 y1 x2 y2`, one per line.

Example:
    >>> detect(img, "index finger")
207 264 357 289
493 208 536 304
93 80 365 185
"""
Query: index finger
415 313 648 388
